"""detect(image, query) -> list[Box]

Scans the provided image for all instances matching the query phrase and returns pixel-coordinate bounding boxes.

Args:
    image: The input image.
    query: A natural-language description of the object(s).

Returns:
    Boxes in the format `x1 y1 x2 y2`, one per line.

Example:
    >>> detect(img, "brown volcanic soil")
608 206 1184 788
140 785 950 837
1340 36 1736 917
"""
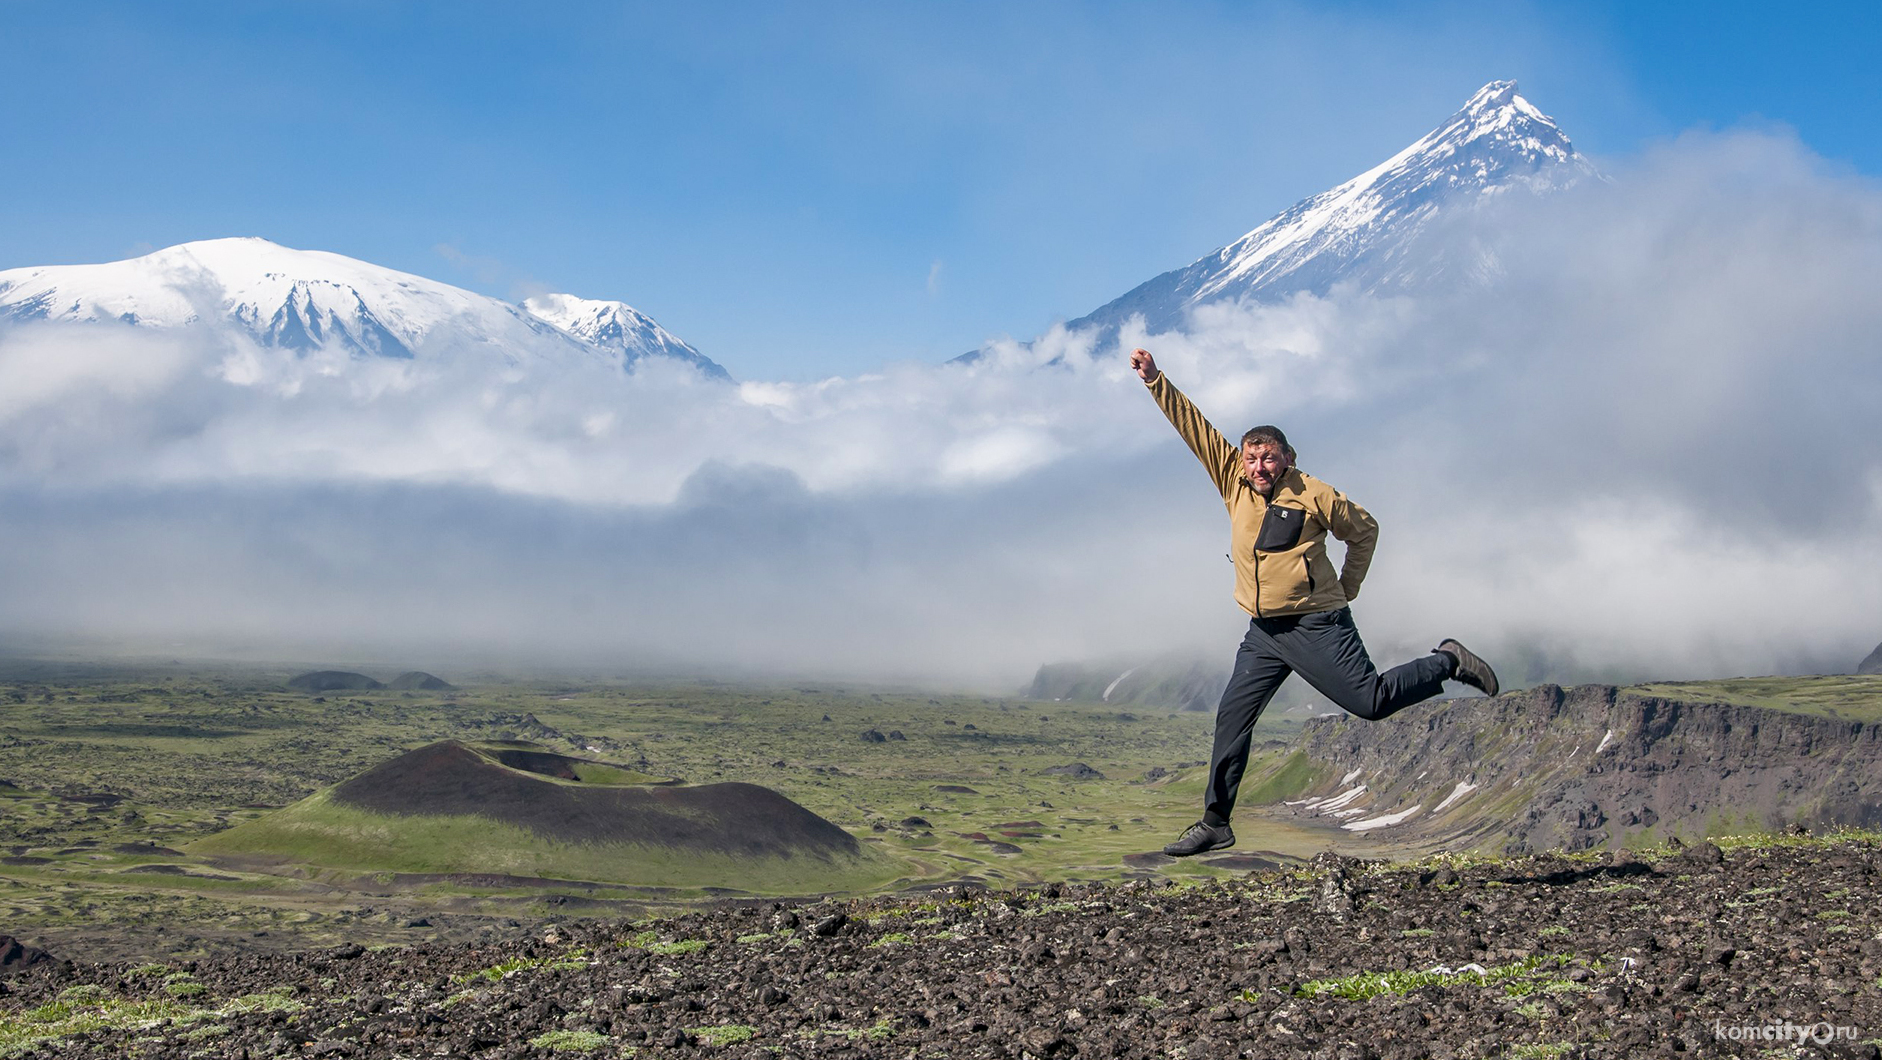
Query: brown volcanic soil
328 741 858 859
7 835 1879 1058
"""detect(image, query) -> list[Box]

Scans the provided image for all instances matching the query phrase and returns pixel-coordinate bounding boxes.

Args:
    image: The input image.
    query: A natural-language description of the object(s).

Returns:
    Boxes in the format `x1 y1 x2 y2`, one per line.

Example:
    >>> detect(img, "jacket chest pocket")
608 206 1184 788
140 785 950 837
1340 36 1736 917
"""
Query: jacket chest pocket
1253 505 1306 553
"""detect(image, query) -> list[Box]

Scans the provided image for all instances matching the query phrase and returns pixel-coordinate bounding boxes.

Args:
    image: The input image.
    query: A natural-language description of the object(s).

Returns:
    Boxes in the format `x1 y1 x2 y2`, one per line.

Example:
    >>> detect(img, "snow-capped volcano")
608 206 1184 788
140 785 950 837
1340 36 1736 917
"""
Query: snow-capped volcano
976 80 1596 356
524 292 729 381
0 237 729 378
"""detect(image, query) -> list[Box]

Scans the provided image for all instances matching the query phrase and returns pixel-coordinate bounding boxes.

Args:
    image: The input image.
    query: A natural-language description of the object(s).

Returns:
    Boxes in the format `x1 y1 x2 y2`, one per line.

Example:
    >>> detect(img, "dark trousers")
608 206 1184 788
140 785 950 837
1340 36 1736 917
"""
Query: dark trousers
1202 607 1452 826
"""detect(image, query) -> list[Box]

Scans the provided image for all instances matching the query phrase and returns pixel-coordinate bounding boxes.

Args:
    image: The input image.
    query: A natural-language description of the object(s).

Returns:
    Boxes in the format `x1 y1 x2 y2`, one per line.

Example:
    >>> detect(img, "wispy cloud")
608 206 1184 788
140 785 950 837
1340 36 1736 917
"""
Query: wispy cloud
433 242 549 302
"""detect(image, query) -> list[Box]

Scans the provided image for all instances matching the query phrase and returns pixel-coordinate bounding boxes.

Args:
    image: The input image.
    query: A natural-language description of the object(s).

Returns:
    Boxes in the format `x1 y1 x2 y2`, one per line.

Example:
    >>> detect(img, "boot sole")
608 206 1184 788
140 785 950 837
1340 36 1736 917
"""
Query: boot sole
1440 640 1499 697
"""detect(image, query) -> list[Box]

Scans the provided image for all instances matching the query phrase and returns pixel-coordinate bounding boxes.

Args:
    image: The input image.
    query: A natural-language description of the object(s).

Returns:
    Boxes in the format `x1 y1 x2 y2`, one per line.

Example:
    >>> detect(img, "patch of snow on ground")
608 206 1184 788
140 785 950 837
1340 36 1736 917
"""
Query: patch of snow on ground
1309 785 1368 813
1341 768 1363 785
1433 781 1478 814
1595 728 1615 754
1101 667 1138 702
1343 805 1422 831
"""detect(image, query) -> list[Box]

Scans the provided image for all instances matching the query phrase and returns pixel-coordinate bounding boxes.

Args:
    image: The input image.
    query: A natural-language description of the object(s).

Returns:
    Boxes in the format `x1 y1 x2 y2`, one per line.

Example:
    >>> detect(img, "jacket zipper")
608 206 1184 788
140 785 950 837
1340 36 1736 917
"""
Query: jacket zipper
1250 492 1263 618
1251 545 1261 618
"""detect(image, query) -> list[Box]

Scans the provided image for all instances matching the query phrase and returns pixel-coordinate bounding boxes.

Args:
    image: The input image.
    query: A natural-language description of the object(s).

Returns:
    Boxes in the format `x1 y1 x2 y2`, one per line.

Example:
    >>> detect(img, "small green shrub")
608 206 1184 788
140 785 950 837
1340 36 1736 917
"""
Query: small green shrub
528 1028 611 1052
1285 955 1576 1002
690 1024 756 1045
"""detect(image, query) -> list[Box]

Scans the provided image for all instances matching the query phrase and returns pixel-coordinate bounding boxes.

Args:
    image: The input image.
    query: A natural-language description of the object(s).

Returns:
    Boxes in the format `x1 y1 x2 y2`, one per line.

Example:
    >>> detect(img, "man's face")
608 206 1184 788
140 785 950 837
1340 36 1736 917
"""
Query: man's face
1242 441 1290 496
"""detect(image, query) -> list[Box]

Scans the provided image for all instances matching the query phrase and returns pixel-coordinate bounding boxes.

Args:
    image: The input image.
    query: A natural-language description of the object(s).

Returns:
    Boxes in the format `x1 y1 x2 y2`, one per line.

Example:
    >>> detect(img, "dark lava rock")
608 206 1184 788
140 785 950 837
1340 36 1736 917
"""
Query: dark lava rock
327 943 365 960
0 935 52 973
23 835 1882 1060
888 730 907 741
286 671 384 693
901 816 932 829
860 729 887 743
1041 762 1105 780
934 784 979 794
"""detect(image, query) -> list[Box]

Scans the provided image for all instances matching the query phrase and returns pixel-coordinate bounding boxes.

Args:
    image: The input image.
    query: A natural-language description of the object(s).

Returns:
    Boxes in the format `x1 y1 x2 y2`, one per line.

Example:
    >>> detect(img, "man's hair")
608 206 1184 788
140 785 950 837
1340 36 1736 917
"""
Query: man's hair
1240 425 1295 462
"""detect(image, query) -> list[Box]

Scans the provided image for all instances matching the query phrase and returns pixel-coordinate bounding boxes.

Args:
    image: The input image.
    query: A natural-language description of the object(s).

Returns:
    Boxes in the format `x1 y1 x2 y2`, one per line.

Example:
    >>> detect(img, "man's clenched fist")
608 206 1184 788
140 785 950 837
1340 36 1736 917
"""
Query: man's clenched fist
1129 347 1160 383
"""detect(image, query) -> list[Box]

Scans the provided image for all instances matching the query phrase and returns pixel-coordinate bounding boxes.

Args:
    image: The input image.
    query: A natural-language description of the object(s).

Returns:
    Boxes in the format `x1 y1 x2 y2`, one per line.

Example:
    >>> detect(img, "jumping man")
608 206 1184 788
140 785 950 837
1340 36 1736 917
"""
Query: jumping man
1129 347 1500 857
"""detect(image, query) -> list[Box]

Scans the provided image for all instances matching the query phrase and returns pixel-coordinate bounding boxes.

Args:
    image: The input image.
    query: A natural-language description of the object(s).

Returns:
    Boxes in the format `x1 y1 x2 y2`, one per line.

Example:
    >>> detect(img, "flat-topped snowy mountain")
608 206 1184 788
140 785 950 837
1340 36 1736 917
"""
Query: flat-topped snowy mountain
965 80 1596 361
0 238 729 379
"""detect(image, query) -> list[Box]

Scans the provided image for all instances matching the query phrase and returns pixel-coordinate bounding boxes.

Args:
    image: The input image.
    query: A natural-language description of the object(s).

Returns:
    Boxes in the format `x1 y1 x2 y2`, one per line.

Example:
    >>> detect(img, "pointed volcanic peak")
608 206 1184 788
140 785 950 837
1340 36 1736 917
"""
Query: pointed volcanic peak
1056 80 1599 342
0 238 729 378
523 292 731 381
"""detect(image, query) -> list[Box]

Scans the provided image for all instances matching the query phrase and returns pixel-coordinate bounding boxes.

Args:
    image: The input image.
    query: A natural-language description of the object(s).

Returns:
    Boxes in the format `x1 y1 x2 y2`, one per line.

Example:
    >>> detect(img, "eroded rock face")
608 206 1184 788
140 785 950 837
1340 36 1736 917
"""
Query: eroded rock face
1281 684 1882 853
1859 642 1882 675
13 837 1881 1058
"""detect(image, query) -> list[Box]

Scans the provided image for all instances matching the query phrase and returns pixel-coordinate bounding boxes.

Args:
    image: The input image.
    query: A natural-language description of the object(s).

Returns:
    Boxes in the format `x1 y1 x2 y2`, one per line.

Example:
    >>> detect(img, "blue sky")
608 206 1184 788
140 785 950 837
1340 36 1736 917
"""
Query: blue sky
4 0 1877 380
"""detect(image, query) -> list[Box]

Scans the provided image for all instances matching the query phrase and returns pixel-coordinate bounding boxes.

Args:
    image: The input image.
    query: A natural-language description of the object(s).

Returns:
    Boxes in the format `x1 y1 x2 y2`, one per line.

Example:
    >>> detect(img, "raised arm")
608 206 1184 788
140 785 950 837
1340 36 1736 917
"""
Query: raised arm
1131 348 1239 500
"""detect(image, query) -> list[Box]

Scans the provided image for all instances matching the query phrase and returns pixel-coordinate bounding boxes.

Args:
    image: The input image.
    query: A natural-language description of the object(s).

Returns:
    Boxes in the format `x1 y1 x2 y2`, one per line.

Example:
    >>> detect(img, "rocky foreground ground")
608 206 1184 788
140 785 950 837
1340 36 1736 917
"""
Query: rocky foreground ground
2 834 1879 1059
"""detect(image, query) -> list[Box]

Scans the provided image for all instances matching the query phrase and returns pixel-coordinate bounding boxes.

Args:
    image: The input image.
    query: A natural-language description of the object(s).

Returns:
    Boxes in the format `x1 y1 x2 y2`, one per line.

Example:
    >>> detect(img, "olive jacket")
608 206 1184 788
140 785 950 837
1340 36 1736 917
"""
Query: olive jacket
1145 372 1377 618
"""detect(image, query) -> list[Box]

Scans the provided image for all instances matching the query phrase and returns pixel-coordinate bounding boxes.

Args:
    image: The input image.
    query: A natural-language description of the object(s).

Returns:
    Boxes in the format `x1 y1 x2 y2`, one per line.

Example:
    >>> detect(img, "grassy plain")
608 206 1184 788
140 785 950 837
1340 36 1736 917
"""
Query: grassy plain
15 661 1869 962
0 659 1331 959
1633 674 1882 722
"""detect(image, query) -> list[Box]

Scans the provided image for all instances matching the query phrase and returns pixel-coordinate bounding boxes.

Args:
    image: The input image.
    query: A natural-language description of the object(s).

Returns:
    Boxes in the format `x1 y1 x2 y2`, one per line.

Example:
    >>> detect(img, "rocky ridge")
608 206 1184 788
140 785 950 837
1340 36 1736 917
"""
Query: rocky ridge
3 834 1878 1058
1279 683 1882 854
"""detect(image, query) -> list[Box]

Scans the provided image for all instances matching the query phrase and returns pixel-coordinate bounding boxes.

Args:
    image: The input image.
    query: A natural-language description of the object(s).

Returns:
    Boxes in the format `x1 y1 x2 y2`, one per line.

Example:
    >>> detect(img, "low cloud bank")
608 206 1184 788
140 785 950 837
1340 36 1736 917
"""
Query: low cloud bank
2 129 1878 686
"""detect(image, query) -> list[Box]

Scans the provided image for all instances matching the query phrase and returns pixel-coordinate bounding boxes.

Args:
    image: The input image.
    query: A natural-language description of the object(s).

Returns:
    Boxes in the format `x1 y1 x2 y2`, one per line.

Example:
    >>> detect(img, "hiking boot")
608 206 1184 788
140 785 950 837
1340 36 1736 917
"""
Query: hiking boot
1162 820 1235 857
1437 639 1499 697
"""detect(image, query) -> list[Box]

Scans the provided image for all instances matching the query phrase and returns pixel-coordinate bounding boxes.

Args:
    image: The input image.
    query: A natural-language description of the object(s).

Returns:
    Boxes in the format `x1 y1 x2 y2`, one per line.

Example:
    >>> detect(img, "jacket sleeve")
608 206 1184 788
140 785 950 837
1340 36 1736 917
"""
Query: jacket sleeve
1328 491 1378 601
1145 373 1239 501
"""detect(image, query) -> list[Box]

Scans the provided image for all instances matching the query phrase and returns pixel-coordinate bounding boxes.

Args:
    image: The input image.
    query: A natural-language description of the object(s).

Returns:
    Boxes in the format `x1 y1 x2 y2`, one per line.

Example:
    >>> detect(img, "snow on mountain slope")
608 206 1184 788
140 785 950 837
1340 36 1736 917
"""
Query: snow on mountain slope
0 238 729 379
961 80 1597 362
524 293 730 381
